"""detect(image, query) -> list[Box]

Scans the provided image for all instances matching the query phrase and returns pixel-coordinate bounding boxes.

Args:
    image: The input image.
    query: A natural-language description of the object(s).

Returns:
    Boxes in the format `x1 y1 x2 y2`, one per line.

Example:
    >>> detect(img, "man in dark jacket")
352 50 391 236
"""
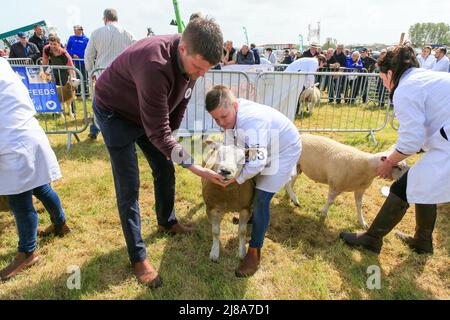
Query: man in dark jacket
9 33 41 63
360 48 377 72
327 44 347 103
28 24 48 57
360 48 377 102
250 43 260 64
237 45 255 65
302 42 319 58
92 17 225 289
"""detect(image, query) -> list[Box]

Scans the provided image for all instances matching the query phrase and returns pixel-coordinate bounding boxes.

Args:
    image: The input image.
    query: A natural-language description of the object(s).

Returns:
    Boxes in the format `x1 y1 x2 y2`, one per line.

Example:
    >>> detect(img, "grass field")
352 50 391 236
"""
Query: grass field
0 101 449 300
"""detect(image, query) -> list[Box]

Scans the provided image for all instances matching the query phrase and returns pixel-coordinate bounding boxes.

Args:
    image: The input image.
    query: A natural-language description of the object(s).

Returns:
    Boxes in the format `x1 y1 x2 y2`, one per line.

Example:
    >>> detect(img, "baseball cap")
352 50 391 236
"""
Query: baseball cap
17 32 26 39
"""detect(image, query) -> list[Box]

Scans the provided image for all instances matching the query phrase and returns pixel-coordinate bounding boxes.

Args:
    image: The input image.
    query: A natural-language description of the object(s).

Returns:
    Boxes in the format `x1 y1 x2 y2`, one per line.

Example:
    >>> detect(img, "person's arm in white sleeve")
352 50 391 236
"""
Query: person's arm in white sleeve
235 121 270 184
393 86 427 155
84 34 96 74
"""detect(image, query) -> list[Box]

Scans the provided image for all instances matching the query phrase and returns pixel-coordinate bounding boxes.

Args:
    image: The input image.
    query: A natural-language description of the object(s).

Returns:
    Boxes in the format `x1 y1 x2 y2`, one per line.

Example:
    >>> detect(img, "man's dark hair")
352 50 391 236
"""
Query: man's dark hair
104 8 118 22
250 43 256 49
438 47 447 55
266 48 272 52
205 85 232 112
33 24 42 30
181 17 223 65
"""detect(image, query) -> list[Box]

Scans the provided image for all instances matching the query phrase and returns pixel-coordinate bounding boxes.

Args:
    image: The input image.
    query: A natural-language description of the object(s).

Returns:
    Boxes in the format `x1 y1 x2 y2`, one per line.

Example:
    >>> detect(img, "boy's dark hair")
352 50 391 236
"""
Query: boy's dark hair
205 85 232 112
181 17 223 66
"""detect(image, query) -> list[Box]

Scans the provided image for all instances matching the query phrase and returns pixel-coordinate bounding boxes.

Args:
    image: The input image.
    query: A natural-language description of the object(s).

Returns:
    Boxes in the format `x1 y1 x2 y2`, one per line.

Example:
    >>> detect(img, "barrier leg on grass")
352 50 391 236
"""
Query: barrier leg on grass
367 130 378 146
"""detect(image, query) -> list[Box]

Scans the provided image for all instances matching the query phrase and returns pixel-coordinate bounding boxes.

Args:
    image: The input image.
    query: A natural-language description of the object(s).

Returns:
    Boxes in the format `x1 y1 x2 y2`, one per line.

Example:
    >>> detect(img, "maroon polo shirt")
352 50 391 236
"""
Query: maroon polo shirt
95 34 195 165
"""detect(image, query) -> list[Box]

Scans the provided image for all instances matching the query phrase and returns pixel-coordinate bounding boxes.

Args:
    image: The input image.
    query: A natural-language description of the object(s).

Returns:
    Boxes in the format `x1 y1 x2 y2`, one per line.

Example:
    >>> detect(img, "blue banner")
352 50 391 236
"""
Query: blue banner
12 66 62 113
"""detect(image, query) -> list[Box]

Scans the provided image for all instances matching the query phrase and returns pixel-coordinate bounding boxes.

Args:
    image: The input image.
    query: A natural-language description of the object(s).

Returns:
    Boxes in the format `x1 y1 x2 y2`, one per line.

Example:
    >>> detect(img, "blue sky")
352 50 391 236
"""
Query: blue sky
1 0 449 47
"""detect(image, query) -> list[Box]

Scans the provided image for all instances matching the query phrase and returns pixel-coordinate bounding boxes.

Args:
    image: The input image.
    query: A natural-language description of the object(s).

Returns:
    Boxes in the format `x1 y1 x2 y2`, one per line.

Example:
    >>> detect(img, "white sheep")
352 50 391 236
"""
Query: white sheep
285 134 409 228
298 83 321 115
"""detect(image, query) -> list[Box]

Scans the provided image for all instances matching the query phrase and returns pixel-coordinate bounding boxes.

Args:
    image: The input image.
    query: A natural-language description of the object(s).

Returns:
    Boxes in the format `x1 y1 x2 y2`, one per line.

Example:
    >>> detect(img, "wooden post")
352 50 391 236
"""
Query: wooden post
399 33 405 45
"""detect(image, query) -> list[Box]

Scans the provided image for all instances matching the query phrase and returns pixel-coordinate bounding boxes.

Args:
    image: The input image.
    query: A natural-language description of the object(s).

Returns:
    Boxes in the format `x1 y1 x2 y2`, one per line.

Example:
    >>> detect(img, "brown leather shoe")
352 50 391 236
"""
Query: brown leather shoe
235 247 261 278
158 222 194 236
0 252 41 282
132 259 162 289
38 223 71 237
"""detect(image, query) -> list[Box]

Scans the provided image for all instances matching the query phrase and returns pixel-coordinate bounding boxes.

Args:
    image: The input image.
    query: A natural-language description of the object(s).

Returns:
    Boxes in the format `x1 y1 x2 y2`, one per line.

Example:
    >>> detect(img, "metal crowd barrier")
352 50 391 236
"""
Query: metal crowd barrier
11 64 89 151
178 70 250 137
7 58 33 65
255 70 392 145
9 59 395 145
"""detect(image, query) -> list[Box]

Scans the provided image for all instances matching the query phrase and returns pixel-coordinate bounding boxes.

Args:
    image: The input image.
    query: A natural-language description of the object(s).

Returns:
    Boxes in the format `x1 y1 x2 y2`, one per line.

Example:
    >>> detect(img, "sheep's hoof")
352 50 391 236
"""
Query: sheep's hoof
210 251 220 263
361 222 369 230
232 216 253 225
317 210 328 218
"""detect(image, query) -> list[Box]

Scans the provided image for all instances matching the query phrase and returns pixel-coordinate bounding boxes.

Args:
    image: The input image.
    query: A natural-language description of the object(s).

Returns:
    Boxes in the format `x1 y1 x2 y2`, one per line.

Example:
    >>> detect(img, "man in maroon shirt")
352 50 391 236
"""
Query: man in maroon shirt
93 17 224 288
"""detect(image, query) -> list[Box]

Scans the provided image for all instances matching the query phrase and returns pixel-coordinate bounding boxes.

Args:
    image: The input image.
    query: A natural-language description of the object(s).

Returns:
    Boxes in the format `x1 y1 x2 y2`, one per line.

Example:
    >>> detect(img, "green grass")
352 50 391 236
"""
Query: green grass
0 101 448 300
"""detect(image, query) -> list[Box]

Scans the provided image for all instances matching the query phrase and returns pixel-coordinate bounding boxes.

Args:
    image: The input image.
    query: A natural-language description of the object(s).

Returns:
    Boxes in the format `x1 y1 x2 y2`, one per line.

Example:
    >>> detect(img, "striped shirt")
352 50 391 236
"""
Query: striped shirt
84 22 135 77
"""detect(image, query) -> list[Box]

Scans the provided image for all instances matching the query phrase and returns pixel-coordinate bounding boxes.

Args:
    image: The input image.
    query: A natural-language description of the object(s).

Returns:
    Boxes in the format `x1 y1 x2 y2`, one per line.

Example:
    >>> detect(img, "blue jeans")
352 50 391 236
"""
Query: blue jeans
89 116 100 137
7 184 66 253
93 99 178 263
328 76 346 103
249 189 275 249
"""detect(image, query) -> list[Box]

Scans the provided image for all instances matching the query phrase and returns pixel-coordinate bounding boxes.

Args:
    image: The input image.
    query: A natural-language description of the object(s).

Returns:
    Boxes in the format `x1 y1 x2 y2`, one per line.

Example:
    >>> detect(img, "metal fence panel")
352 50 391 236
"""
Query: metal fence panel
178 70 250 136
7 58 33 65
12 64 89 150
255 71 392 143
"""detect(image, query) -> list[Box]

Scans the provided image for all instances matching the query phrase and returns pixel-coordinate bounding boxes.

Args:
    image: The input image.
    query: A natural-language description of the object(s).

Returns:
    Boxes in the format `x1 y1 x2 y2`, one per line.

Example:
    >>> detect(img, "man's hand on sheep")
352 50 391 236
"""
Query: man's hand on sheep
222 178 237 188
189 164 228 187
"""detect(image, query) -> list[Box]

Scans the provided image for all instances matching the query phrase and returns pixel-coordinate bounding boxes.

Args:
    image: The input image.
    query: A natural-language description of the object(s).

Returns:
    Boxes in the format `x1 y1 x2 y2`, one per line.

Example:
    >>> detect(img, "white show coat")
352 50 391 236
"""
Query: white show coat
393 68 450 204
432 56 450 73
284 57 319 87
225 99 302 193
0 58 61 195
416 54 436 70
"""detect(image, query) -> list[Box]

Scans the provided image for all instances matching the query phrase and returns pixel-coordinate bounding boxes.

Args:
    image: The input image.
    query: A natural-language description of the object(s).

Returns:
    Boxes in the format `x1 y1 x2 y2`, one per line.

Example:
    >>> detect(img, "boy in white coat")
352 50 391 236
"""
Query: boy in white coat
205 85 302 277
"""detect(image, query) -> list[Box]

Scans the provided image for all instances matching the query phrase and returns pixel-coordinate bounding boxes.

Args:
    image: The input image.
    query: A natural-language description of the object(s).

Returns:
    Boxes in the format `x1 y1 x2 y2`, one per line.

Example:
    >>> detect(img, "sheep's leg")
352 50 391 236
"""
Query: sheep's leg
285 177 300 207
354 190 368 229
238 209 251 260
319 189 339 217
209 210 221 262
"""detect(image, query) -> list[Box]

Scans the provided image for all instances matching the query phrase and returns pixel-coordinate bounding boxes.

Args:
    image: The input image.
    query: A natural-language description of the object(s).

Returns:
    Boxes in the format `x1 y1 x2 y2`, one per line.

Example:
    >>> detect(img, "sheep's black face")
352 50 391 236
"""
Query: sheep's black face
205 145 246 181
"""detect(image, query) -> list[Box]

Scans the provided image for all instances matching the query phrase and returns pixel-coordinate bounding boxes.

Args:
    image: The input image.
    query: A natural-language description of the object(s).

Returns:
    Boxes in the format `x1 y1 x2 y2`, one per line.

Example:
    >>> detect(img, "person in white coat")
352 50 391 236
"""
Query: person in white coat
432 47 450 72
0 58 71 281
416 45 436 70
205 85 302 277
341 45 450 255
284 55 327 88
